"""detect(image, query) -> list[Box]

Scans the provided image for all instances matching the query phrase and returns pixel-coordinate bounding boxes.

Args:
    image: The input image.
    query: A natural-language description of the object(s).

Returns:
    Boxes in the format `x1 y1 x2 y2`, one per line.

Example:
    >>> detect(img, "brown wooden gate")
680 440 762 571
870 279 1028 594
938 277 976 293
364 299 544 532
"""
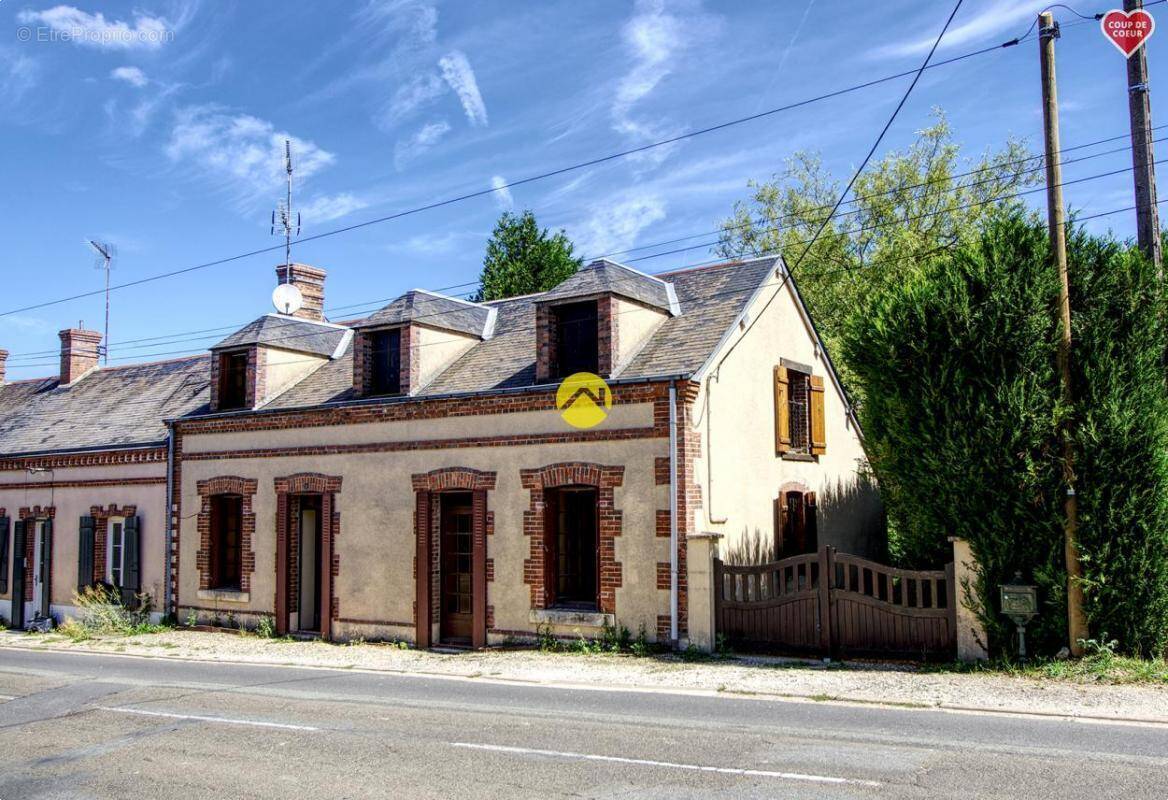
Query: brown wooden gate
714 546 956 661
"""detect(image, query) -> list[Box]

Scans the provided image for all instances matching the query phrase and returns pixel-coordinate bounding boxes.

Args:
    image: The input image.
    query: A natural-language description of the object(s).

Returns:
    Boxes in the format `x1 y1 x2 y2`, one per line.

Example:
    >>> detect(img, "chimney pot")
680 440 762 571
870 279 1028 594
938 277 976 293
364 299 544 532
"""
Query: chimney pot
275 263 327 322
59 328 102 385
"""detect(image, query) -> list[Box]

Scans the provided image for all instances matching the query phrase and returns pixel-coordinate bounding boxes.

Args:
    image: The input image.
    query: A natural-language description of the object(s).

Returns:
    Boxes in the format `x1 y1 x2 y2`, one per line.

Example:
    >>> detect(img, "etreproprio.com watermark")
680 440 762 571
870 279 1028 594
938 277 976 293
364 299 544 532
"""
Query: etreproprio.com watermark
16 25 175 46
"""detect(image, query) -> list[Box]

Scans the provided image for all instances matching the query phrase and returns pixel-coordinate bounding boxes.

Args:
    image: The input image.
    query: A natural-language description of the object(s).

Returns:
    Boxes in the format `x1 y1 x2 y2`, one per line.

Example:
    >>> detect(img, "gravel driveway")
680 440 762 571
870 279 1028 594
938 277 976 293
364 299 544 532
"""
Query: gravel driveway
3 629 1166 723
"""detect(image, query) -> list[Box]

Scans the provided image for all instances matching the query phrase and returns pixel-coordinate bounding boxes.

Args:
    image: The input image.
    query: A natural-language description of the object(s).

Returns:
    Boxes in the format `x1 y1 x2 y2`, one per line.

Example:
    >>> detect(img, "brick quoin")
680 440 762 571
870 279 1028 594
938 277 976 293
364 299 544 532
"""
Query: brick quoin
195 476 257 592
520 462 624 614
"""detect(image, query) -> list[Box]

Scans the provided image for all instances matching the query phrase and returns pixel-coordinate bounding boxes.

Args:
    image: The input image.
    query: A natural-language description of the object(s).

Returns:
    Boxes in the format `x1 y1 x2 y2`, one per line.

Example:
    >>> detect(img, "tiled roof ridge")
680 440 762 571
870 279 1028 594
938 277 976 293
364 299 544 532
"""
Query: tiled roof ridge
1 352 207 385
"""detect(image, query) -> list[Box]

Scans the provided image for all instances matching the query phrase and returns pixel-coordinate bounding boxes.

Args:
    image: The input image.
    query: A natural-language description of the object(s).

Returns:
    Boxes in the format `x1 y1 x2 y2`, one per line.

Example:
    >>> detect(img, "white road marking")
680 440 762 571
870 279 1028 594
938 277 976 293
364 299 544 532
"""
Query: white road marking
96 706 319 731
449 742 882 787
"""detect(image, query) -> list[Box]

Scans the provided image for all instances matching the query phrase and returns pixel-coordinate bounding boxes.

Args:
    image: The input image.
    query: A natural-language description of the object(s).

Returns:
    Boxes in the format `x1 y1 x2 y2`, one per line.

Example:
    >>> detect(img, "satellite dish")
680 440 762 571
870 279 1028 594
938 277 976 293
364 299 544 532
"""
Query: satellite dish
272 283 304 316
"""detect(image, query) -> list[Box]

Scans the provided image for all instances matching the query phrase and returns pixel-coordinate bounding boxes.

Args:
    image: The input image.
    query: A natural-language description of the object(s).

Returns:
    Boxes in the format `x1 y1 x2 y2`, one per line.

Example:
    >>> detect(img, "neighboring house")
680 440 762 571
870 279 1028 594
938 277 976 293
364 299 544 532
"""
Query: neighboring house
170 257 882 648
0 331 207 628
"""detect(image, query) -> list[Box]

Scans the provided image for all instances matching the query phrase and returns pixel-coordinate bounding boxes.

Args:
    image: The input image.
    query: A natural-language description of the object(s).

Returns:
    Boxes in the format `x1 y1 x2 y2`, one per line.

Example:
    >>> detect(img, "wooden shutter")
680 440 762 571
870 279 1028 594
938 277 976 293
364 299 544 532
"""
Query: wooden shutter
124 516 141 594
78 516 95 592
542 490 560 608
774 366 791 454
41 518 53 617
11 521 25 629
0 516 9 595
809 375 826 455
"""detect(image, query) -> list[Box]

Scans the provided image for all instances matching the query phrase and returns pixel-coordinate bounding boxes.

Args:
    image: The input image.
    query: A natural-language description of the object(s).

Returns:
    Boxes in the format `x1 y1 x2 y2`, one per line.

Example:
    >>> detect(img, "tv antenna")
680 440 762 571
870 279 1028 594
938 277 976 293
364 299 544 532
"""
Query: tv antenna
87 239 116 364
271 138 301 277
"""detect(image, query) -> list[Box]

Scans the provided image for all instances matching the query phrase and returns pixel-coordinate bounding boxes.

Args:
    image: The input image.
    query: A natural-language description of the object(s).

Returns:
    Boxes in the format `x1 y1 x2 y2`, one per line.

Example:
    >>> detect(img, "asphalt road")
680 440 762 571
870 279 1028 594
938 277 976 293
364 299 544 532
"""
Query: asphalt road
1 648 1167 799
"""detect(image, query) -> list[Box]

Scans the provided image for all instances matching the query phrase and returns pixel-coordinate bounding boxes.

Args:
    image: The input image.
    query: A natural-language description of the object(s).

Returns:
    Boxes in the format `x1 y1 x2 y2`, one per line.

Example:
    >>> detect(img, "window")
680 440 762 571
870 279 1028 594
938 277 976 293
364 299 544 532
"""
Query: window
776 490 818 559
108 518 125 587
774 364 826 456
545 486 599 610
554 301 599 378
218 351 249 410
209 495 243 590
369 328 402 395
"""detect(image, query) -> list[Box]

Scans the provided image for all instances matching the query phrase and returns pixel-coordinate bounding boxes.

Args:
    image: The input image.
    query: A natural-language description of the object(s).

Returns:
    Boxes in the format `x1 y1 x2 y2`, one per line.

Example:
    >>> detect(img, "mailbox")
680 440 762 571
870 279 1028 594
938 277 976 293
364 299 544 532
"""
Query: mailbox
1000 572 1038 660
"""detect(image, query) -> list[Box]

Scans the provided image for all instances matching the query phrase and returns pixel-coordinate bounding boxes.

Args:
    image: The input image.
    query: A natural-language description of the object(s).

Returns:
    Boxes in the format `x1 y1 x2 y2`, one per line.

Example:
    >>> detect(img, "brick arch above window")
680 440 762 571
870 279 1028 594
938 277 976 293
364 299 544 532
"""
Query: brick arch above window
273 473 343 495
411 467 497 492
519 462 624 491
18 505 55 520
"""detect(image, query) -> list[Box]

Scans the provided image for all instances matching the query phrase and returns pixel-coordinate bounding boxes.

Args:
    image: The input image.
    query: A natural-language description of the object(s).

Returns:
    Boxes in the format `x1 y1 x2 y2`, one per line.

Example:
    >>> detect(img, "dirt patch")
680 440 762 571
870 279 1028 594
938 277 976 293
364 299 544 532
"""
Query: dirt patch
4 629 1167 723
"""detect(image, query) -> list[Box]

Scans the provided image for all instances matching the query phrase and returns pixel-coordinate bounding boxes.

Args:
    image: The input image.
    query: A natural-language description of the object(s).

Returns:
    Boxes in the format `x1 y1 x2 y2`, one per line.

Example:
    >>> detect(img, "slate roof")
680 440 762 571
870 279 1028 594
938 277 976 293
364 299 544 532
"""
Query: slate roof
0 355 209 456
211 314 349 358
359 290 494 338
264 257 778 410
540 259 679 314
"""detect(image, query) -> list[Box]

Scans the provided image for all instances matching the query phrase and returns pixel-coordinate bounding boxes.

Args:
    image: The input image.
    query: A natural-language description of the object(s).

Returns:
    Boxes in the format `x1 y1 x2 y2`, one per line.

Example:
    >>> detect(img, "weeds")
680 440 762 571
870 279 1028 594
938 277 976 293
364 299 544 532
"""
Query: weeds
69 585 169 638
255 615 277 639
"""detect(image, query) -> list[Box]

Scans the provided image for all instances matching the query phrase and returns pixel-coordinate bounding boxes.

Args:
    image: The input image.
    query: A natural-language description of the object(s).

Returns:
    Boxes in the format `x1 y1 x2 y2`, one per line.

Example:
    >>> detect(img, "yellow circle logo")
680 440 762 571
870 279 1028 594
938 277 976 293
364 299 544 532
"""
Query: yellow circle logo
556 372 612 429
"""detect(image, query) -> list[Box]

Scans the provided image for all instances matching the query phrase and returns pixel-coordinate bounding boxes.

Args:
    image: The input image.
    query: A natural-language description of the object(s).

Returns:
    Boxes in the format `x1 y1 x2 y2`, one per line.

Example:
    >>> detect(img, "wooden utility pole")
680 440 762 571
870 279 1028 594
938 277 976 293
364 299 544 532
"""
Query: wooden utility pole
1039 11 1088 657
1125 0 1162 271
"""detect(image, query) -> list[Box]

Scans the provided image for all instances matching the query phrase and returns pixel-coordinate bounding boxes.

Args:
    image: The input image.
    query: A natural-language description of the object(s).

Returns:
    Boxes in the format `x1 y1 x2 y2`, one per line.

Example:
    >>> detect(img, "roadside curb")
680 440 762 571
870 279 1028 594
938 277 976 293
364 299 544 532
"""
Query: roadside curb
3 640 1167 728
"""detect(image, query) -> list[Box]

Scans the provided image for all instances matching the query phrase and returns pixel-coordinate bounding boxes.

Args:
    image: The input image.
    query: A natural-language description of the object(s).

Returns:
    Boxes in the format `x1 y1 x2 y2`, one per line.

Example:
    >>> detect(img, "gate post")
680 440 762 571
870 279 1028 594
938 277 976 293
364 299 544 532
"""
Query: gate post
949 537 989 662
817 545 834 657
686 532 722 652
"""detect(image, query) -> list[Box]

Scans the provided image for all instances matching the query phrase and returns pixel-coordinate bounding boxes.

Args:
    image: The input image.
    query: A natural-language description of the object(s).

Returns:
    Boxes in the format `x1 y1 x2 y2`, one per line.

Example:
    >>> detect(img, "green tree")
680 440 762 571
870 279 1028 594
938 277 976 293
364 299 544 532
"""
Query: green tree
716 111 1041 389
475 211 581 301
840 208 1168 657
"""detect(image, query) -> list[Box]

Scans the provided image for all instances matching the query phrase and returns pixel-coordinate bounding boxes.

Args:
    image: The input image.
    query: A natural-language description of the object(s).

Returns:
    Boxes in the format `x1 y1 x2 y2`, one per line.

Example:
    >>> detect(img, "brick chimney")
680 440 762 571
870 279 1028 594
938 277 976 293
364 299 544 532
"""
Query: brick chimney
59 328 102 385
0 349 7 384
275 263 326 322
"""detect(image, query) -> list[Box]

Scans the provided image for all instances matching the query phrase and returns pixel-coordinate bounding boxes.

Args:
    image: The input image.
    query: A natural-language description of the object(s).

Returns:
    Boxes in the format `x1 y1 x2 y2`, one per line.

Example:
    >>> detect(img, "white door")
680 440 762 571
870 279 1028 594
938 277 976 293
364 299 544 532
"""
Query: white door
31 521 44 619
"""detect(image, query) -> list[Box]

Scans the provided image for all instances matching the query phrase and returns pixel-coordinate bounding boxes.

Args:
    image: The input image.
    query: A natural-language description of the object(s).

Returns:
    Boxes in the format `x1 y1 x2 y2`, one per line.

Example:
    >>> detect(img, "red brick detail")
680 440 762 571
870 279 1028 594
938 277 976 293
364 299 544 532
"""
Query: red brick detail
195 476 257 592
656 510 671 538
596 294 615 377
534 303 556 384
485 558 494 582
486 604 495 630
89 504 138 585
59 328 102 384
0 448 166 472
654 456 670 485
210 346 265 412
410 467 497 492
401 323 420 396
353 323 416 397
520 462 624 613
656 561 671 591
536 295 618 381
178 381 670 437
18 506 54 603
275 263 327 322
657 614 672 640
273 473 343 637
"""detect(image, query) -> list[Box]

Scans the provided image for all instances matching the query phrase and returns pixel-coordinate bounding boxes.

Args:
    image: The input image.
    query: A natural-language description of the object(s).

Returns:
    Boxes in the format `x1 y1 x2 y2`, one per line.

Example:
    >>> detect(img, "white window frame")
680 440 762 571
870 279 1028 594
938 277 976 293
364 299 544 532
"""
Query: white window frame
107 517 126 588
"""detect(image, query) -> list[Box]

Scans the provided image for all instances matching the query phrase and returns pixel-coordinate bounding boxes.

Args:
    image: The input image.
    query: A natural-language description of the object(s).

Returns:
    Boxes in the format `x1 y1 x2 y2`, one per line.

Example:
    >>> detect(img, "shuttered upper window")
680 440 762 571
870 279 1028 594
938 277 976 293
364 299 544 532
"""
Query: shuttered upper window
218 351 249 410
369 328 402 395
774 364 826 457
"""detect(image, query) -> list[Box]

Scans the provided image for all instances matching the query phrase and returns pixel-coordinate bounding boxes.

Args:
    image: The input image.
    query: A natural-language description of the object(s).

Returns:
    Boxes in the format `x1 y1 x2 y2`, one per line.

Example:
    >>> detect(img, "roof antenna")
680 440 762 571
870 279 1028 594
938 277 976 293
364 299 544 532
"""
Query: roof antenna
86 240 116 364
271 138 301 280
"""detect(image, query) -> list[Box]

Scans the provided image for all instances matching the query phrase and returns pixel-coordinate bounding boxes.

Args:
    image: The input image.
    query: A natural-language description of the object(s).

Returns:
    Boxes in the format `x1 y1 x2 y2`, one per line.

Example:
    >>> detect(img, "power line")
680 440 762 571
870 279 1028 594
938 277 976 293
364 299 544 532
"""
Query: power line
0 29 1032 321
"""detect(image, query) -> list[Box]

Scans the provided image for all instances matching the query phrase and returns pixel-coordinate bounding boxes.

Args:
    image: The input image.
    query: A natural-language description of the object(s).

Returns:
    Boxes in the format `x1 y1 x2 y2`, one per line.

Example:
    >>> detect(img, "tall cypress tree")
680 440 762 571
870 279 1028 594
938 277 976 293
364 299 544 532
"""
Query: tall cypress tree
475 211 581 301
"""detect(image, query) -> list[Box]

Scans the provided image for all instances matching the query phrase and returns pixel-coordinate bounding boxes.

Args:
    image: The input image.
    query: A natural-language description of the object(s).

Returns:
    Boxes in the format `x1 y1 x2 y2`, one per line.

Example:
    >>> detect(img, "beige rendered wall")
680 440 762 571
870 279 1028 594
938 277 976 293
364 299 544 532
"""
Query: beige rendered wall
0 460 168 620
693 270 883 562
176 403 672 642
413 325 478 392
612 297 667 374
262 346 326 405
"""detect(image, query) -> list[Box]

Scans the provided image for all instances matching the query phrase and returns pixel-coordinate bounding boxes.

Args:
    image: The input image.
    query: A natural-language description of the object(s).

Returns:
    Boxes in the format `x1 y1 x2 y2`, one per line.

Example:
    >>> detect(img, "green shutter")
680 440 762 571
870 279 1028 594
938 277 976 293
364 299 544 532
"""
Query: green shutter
0 516 9 596
10 521 25 629
78 516 95 593
124 516 141 596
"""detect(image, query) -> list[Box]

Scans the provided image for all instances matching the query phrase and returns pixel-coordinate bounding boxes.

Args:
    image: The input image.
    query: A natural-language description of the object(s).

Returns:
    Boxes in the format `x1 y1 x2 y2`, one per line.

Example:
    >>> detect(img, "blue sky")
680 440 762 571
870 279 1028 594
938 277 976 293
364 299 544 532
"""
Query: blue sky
0 0 1162 379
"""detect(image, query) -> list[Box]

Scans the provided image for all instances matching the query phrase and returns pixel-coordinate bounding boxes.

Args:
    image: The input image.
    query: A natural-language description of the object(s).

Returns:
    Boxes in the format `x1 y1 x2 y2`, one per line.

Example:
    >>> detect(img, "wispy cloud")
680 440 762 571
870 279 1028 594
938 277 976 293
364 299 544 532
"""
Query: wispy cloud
871 0 1046 59
0 314 50 333
110 66 148 88
490 175 514 211
439 50 488 127
572 190 667 256
611 0 719 166
393 119 451 168
165 106 336 209
380 71 446 127
0 48 38 104
17 5 175 51
300 192 369 223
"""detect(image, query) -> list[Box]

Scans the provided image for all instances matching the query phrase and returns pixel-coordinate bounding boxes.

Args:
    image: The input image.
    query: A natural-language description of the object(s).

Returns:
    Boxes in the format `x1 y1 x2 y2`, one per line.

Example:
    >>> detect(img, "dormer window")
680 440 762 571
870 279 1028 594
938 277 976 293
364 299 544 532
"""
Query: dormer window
218 351 249 410
554 301 599 378
369 328 402 395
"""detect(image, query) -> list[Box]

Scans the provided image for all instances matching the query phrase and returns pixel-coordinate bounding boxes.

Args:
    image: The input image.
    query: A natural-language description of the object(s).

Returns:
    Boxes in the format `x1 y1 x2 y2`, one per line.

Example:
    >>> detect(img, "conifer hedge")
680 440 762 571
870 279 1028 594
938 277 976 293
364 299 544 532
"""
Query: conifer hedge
842 209 1168 656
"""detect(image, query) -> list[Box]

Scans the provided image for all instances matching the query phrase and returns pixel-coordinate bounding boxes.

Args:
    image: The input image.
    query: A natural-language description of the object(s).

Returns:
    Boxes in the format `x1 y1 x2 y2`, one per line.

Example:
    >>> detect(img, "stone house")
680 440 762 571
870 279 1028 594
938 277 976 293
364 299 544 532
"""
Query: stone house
168 256 882 648
0 330 207 628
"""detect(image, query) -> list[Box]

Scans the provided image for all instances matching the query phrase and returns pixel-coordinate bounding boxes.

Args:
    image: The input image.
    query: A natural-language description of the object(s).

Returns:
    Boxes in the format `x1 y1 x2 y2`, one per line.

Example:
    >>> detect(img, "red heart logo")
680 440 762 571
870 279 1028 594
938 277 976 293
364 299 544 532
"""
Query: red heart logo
1101 9 1156 57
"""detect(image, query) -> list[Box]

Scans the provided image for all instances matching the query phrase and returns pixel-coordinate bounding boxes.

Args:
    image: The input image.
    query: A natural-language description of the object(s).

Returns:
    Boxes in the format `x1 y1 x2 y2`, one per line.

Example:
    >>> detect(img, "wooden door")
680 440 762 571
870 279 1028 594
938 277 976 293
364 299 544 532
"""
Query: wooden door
439 493 474 642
